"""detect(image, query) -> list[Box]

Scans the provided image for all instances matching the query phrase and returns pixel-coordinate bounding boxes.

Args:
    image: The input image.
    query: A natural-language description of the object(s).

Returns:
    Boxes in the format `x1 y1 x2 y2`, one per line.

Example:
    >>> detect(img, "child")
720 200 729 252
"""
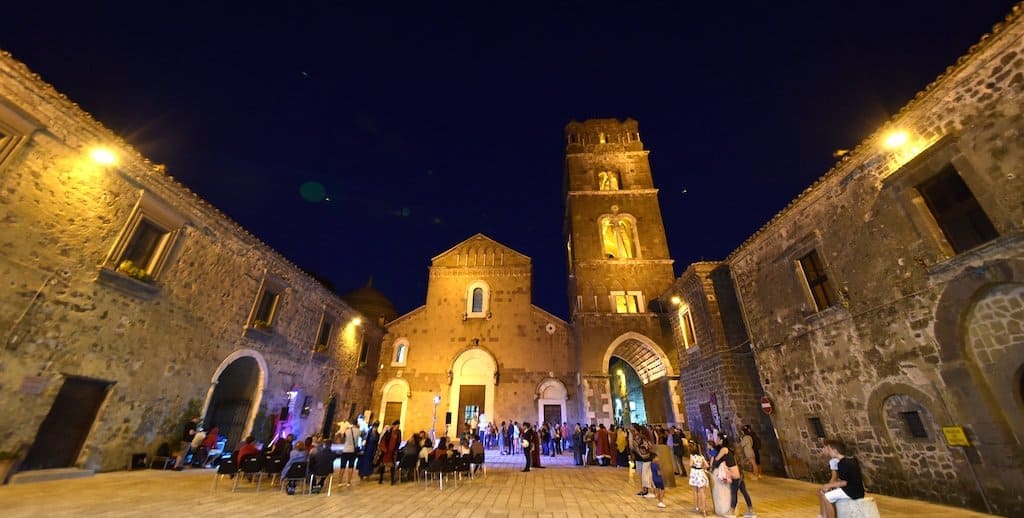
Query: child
688 441 710 516
650 452 667 508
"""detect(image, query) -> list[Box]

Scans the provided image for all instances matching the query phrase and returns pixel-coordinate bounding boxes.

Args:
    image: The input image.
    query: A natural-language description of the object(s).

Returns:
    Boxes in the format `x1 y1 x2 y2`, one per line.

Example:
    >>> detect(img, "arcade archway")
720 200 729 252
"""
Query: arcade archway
203 349 267 448
603 332 676 425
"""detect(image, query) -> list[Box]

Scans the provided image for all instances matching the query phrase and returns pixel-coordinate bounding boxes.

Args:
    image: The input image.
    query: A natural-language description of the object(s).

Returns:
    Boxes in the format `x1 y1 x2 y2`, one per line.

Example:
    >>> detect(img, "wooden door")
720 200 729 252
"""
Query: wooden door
22 376 111 471
458 385 485 432
383 401 403 425
544 404 562 426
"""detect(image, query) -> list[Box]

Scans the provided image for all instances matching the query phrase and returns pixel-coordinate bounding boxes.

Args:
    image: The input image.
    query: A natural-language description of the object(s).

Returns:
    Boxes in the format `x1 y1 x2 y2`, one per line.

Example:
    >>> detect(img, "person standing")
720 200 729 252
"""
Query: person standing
711 434 755 517
337 420 360 487
595 424 611 466
650 452 667 508
688 440 711 516
818 439 865 518
358 421 380 480
173 416 200 470
741 425 762 479
572 424 584 466
520 423 535 472
379 420 402 485
671 426 688 476
631 424 654 497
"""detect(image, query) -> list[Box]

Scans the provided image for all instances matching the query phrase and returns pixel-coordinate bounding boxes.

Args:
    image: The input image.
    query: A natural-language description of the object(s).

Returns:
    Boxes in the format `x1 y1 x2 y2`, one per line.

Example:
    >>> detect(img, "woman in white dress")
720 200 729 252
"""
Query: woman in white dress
688 441 710 516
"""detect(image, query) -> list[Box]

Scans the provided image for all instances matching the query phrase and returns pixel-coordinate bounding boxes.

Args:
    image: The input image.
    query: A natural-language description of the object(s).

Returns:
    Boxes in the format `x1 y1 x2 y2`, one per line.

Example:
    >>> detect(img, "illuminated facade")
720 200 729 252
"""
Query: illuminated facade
373 235 576 436
0 52 381 475
563 119 683 427
726 8 1024 515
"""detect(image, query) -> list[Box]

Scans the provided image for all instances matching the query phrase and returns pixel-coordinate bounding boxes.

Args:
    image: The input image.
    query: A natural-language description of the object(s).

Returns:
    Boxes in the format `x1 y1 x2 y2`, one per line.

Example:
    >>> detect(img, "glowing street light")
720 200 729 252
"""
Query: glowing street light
670 295 682 306
882 130 909 149
351 317 362 326
89 147 117 165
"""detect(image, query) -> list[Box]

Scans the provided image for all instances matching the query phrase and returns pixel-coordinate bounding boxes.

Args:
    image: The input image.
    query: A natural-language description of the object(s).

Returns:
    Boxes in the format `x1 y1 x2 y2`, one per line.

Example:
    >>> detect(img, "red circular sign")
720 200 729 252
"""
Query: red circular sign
760 396 773 415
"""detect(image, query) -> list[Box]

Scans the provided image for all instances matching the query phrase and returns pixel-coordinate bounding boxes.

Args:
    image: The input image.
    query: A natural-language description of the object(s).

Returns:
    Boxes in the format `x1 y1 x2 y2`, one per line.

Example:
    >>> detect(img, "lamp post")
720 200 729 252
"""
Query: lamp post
431 394 442 442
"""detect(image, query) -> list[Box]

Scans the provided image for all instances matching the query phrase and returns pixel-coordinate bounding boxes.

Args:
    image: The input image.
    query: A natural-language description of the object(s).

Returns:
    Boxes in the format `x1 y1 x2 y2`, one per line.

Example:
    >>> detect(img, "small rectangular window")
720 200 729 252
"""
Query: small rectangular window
314 317 333 353
612 291 642 314
916 164 998 254
679 307 697 348
358 336 369 366
120 218 170 272
900 411 928 438
253 288 279 328
798 250 836 312
809 417 826 438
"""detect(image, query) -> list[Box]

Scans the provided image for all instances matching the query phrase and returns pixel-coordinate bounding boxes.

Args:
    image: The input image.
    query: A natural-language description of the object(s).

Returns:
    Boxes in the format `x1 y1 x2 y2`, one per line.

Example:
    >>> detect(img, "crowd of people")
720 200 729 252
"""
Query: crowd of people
172 414 864 517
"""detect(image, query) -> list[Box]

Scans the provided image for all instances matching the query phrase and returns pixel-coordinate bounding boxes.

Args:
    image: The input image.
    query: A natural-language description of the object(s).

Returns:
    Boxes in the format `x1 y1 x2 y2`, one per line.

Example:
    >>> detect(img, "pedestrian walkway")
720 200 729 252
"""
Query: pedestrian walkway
0 452 999 517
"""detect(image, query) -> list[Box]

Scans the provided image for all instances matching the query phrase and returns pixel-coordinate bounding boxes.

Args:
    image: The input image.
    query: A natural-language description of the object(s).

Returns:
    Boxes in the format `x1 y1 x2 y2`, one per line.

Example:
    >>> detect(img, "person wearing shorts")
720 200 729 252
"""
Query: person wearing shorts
338 421 361 486
818 439 865 518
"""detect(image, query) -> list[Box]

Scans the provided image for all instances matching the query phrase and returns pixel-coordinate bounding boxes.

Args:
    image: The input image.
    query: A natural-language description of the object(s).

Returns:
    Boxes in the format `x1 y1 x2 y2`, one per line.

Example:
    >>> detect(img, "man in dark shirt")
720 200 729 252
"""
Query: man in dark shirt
819 439 865 518
173 416 199 470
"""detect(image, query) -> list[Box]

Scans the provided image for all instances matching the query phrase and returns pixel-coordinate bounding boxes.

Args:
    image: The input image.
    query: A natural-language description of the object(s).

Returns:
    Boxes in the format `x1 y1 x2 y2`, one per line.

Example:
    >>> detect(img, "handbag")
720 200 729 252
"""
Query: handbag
521 438 530 448
715 462 733 483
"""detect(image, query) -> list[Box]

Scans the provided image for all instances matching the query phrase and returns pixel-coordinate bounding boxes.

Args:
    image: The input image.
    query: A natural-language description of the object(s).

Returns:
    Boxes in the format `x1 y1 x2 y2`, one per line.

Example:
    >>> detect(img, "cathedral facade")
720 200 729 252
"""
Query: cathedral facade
373 119 687 435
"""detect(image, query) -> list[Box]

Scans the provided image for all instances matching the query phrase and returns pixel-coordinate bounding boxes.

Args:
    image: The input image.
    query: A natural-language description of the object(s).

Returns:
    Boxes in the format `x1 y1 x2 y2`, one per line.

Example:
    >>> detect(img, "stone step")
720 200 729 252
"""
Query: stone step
9 468 95 484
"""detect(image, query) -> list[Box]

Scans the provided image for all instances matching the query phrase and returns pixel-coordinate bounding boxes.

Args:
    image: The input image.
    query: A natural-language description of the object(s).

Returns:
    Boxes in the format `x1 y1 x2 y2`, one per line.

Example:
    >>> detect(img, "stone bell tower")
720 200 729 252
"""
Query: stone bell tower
563 118 682 426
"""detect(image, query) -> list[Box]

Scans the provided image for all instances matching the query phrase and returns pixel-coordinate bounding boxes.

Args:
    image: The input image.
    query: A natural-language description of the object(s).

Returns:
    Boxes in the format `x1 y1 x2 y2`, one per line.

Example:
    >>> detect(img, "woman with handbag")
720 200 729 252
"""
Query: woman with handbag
711 435 756 518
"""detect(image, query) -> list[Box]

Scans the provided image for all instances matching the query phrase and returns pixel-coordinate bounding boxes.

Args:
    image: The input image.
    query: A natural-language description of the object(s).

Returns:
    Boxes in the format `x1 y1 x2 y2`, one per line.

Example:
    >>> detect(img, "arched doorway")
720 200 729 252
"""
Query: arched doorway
379 379 410 430
203 349 267 449
603 332 676 425
449 348 496 437
537 378 568 426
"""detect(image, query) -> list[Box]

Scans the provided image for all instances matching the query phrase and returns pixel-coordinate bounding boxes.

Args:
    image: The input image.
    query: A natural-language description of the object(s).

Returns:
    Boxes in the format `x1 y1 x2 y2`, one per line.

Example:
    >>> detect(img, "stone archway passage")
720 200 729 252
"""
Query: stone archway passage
207 356 262 448
603 334 676 425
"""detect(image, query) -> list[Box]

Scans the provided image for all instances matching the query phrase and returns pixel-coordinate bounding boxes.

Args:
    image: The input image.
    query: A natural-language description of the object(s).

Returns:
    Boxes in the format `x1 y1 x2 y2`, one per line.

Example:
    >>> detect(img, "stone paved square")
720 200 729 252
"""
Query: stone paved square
0 454 997 517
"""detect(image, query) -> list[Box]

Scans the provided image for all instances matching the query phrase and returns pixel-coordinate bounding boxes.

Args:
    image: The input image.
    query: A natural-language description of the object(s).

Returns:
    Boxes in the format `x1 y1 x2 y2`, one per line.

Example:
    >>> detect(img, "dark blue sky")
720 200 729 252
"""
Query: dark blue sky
3 2 1016 318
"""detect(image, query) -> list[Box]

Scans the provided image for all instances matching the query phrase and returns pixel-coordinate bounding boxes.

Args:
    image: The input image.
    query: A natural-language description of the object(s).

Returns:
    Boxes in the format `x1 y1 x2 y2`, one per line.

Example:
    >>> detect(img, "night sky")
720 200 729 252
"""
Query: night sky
3 2 1017 319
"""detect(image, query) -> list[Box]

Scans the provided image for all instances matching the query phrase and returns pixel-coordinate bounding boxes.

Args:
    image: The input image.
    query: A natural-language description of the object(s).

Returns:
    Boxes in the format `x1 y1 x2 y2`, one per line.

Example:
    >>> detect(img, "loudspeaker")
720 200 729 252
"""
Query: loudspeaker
445 412 452 425
280 407 289 421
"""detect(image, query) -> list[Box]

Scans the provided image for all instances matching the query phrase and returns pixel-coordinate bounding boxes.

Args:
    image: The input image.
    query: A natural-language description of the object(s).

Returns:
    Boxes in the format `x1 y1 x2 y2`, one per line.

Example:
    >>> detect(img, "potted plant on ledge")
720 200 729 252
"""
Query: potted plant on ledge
117 260 153 283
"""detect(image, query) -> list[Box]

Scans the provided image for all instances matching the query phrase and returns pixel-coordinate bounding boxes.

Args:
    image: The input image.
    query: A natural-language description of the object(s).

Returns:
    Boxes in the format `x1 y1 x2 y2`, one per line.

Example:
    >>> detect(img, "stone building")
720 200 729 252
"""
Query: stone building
0 52 381 475
563 119 683 427
660 262 781 471
373 234 576 436
727 7 1024 515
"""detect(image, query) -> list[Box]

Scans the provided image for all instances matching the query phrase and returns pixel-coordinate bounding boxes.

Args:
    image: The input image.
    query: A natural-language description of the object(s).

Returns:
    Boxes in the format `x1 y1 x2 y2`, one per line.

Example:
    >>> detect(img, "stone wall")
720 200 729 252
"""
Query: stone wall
0 52 373 473
727 7 1024 514
663 263 782 471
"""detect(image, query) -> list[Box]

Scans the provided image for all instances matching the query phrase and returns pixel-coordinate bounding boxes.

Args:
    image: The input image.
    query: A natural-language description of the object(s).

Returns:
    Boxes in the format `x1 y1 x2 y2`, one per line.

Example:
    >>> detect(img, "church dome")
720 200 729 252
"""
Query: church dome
343 279 398 326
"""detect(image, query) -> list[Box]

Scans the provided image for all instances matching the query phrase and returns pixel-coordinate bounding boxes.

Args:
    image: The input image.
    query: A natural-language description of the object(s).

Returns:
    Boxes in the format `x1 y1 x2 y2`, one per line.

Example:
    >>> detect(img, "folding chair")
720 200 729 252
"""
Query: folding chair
233 455 262 492
453 456 473 482
280 461 308 495
211 455 238 491
308 460 334 495
258 457 283 491
423 456 447 490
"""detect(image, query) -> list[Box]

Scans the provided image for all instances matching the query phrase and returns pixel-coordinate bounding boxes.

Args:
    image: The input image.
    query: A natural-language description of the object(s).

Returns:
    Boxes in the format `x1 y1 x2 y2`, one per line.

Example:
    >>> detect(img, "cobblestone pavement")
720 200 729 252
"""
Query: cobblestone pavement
0 452 999 517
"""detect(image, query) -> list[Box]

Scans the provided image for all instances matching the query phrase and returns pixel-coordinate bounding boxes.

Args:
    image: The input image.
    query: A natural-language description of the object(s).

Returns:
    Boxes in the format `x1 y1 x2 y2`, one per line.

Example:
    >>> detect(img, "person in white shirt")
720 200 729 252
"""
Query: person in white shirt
337 420 361 487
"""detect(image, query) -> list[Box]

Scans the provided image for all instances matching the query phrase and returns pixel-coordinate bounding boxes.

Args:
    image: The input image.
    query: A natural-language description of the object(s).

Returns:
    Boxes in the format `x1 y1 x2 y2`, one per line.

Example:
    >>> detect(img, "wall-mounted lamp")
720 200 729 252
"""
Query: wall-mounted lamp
447 370 453 385
494 371 500 385
670 295 682 306
89 147 117 166
471 338 480 347
351 317 362 326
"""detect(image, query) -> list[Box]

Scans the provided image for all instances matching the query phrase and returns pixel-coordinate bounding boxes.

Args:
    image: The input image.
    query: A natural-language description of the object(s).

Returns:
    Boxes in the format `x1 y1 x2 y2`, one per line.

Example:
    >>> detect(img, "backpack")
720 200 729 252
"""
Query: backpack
636 435 652 459
751 433 762 451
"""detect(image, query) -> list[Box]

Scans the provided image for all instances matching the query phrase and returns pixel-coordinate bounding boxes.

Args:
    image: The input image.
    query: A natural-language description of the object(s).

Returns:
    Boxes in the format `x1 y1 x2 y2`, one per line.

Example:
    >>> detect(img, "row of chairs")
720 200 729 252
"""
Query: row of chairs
420 454 484 490
212 454 335 495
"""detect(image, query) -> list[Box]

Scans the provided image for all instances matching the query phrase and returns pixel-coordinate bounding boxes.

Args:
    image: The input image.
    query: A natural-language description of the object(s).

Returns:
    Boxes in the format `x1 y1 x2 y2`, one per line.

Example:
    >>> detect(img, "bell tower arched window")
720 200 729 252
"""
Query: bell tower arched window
599 215 639 259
